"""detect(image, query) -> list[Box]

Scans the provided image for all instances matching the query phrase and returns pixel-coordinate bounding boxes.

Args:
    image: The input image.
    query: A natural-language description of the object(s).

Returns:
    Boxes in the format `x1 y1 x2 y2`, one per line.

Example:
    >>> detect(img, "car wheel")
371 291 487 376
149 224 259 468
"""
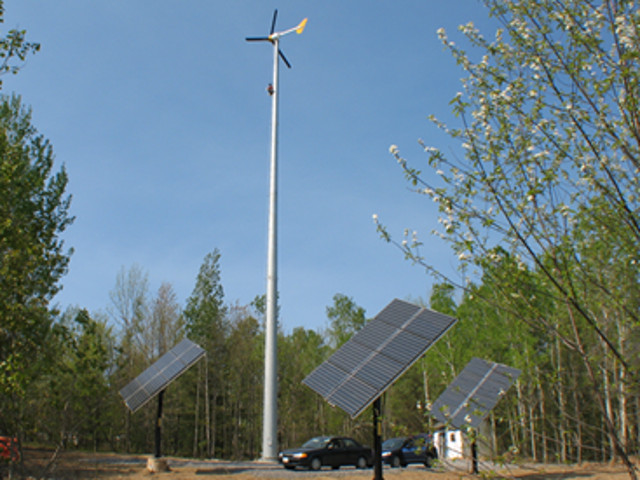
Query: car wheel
356 456 368 469
310 457 322 471
424 456 432 468
391 456 401 468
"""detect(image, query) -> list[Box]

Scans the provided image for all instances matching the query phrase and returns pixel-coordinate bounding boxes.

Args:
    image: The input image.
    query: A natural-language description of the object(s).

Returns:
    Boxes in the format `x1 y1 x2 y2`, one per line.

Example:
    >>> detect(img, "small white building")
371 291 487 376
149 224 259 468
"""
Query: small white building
433 420 495 462
433 429 464 460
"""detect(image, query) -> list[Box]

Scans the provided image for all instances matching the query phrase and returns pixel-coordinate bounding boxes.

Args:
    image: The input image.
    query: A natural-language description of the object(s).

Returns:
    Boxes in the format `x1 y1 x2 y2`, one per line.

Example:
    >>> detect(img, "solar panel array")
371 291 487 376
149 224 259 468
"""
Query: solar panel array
429 357 520 429
119 338 206 413
303 298 457 418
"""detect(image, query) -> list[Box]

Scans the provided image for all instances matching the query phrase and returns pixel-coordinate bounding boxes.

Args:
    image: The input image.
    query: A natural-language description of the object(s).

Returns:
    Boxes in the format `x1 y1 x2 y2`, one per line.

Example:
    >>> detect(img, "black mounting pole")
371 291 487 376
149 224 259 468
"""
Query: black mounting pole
373 397 383 480
470 436 478 474
155 390 165 458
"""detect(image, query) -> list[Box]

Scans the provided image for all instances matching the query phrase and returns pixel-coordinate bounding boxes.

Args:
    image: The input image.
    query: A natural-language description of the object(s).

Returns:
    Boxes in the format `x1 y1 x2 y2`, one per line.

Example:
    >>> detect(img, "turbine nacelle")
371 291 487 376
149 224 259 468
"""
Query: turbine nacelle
246 10 307 69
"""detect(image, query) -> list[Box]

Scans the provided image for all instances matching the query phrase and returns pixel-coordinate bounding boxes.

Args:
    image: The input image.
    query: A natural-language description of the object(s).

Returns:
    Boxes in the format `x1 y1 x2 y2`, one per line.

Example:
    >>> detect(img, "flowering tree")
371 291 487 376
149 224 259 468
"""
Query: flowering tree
379 0 639 475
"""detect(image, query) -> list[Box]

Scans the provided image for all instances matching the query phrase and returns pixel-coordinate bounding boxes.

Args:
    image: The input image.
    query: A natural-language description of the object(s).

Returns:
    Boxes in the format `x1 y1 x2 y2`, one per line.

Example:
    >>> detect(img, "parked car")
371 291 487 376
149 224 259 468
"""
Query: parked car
381 434 437 468
278 436 372 470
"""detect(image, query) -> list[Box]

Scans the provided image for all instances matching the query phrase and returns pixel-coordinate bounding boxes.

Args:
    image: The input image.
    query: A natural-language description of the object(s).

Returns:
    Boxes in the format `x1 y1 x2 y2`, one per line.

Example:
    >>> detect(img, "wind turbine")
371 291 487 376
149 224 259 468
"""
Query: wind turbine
246 10 307 461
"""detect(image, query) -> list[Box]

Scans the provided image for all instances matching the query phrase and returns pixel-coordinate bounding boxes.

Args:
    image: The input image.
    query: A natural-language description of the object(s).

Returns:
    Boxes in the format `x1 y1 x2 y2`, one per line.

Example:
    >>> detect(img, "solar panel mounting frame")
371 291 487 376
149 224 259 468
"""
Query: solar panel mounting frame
429 356 521 429
119 338 206 413
303 298 457 418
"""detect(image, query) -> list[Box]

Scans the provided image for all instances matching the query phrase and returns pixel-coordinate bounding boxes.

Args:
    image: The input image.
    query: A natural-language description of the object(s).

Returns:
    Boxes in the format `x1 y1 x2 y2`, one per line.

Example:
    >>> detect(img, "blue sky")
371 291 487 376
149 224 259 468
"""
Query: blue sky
4 1 494 333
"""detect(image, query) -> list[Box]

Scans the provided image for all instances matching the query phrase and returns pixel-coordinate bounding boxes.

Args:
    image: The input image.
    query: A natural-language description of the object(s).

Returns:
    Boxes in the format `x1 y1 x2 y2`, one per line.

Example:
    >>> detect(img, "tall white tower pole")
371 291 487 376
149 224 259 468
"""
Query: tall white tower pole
246 13 307 461
262 35 280 461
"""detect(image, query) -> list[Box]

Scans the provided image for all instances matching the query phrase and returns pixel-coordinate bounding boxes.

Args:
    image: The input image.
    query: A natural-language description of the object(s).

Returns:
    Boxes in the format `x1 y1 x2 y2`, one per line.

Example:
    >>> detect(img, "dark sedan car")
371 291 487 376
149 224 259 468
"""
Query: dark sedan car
278 436 372 470
381 434 438 468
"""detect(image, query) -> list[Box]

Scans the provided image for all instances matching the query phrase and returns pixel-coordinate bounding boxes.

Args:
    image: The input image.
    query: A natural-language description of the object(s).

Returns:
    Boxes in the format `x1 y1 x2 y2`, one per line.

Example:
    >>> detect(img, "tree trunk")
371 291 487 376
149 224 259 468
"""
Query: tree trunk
205 360 211 457
529 400 537 462
490 411 498 458
210 388 217 459
617 324 628 453
573 386 582 463
193 362 201 458
602 362 614 461
423 365 433 432
556 336 567 463
537 370 548 463
516 381 527 454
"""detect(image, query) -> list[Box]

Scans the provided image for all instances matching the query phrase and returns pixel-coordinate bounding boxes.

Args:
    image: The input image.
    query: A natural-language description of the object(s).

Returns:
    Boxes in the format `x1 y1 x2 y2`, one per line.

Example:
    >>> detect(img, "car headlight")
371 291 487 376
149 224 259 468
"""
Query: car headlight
381 452 391 457
293 452 308 458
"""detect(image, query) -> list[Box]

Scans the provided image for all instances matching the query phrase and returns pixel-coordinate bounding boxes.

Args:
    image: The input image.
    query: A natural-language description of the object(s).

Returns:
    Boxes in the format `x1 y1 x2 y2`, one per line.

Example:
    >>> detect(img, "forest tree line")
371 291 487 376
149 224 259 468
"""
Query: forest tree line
4 247 639 466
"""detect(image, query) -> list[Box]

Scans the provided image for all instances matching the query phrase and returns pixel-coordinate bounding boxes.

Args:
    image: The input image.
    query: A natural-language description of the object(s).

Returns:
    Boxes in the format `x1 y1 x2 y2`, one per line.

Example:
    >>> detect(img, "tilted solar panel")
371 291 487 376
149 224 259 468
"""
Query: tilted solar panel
119 338 206 413
303 298 457 418
429 357 520 429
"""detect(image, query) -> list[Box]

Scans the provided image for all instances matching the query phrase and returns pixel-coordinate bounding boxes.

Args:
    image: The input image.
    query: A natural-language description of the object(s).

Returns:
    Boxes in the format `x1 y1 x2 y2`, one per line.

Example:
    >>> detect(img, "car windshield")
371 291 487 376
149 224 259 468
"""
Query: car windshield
302 437 331 449
382 438 405 450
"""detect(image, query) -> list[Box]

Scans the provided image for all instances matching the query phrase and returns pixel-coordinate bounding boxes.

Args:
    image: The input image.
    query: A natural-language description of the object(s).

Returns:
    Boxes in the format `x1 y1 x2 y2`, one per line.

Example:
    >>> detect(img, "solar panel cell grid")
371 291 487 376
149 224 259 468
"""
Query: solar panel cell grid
328 377 377 417
119 381 139 399
134 367 157 386
160 361 184 382
378 333 426 364
303 363 349 398
429 357 520 429
355 355 402 390
302 298 457 418
171 339 191 356
127 389 149 412
119 338 205 413
351 321 398 350
405 310 455 339
330 341 371 372
145 373 169 395
376 299 421 327
179 346 205 365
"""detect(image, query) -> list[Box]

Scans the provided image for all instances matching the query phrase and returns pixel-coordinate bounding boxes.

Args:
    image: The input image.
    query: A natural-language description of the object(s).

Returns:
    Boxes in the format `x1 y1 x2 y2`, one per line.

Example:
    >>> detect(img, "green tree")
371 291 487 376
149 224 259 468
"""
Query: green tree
0 94 73 435
184 249 226 343
0 1 40 84
49 309 115 451
222 304 262 459
279 327 331 447
109 264 150 358
183 248 228 457
109 264 152 453
325 293 367 348
381 0 639 474
151 282 183 357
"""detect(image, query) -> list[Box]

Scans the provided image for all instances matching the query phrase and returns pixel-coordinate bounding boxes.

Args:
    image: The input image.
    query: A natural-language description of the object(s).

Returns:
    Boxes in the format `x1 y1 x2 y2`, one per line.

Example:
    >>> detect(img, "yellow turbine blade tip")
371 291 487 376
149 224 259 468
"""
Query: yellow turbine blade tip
296 18 308 34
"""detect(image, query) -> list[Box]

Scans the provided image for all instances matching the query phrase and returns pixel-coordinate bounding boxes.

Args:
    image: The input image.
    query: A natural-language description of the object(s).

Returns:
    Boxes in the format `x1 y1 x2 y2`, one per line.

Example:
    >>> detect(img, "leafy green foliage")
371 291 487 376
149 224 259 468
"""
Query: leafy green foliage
184 249 227 343
0 95 73 417
0 1 40 84
325 293 367 348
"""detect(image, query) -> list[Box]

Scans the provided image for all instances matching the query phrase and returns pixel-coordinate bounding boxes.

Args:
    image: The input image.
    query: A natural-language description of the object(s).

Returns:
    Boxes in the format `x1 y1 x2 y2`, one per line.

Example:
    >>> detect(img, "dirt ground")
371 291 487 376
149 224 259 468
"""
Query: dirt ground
8 448 636 480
